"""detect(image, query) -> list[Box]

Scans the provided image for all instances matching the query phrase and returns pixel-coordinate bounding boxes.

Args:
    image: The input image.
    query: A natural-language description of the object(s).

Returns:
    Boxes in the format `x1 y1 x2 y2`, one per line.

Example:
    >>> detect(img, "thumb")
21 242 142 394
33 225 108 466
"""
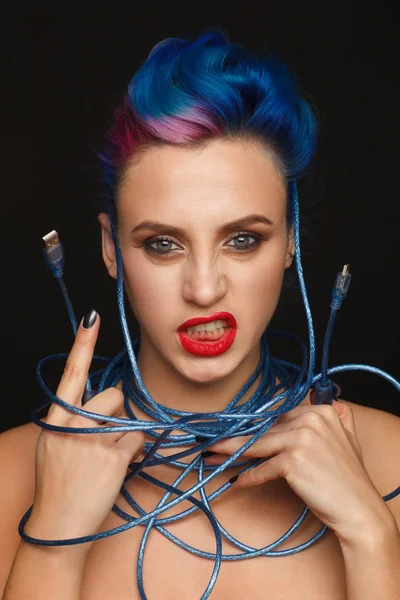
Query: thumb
333 400 357 436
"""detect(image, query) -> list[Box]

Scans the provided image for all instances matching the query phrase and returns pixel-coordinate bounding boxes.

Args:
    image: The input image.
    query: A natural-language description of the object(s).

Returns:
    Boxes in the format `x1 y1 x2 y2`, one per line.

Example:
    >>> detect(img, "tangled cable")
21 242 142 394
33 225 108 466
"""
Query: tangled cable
20 181 400 599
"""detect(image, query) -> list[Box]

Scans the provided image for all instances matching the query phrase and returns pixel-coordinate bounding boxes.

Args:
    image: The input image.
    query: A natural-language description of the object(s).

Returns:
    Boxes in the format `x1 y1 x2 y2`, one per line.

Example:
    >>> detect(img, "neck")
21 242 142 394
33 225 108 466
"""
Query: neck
117 334 312 503
117 334 312 499
132 335 265 415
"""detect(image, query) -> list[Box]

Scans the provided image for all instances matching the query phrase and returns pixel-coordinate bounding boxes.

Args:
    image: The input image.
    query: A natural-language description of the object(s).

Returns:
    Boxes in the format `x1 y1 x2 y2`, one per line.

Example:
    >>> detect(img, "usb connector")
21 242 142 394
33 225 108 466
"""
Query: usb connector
42 230 65 278
330 264 352 310
43 230 60 251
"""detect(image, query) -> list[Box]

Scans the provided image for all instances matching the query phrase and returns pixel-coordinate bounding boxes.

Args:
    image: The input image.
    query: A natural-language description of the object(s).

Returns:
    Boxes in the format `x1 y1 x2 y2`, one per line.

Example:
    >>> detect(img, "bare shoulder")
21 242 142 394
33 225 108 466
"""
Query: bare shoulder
0 421 41 492
0 422 41 592
338 398 400 529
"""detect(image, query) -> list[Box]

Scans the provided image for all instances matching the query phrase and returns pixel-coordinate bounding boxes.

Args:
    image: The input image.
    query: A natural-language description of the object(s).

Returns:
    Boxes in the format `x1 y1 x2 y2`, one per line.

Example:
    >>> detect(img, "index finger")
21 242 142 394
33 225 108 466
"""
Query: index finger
46 309 100 423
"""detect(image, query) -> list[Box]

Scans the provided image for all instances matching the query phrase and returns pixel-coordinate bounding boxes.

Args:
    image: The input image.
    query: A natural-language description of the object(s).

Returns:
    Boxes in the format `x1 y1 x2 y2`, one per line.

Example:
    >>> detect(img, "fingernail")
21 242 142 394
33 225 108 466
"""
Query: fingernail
201 451 215 459
229 475 239 485
195 435 207 443
82 389 97 405
82 309 97 329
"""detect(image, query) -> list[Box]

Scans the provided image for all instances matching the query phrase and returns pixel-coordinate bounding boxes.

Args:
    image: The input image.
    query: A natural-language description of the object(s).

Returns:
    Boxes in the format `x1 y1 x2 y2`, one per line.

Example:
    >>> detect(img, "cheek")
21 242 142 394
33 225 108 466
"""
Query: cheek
232 245 286 327
122 255 179 325
236 239 286 290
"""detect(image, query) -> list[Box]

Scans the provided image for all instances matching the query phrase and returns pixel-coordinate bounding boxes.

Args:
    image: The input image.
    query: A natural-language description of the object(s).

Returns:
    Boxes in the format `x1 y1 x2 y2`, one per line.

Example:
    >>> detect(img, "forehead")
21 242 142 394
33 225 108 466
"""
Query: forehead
117 138 287 222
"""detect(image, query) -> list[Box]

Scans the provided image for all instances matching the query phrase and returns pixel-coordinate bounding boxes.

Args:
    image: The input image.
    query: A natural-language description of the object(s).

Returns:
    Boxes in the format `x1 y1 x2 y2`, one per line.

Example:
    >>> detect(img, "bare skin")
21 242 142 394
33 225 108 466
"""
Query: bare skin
1 138 399 598
3 393 399 599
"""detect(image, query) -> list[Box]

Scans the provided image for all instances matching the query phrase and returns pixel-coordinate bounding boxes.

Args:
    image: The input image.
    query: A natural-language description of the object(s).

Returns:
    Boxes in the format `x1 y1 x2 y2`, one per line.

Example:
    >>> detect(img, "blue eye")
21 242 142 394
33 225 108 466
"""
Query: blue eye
225 233 262 251
144 237 180 254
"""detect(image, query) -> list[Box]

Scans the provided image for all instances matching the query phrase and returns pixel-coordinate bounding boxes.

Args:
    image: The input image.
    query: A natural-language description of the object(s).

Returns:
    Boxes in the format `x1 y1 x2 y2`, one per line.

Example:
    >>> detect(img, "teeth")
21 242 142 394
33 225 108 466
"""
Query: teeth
187 319 228 335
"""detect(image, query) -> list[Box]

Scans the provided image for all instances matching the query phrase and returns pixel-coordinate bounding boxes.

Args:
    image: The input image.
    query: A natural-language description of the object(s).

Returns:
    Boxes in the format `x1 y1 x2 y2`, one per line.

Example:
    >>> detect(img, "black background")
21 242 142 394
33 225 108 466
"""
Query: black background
1 2 399 433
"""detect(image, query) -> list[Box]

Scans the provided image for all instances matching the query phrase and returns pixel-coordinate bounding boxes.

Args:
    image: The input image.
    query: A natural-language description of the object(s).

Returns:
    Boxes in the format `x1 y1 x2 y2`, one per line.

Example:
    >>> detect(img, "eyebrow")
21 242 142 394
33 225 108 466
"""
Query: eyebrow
130 214 274 237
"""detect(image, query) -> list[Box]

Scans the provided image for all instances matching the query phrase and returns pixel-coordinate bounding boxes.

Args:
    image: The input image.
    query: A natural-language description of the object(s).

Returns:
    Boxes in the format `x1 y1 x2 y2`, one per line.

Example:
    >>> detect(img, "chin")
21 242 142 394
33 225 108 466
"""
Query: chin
175 354 241 385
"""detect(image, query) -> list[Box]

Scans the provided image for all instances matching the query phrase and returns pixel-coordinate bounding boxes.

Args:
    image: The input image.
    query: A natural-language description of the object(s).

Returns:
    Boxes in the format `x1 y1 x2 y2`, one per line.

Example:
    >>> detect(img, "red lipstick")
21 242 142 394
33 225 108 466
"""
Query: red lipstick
177 311 237 357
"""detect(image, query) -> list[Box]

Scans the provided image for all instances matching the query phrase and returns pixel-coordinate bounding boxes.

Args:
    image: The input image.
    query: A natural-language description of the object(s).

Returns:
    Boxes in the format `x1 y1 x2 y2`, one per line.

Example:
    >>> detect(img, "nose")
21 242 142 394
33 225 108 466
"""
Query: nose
182 254 228 307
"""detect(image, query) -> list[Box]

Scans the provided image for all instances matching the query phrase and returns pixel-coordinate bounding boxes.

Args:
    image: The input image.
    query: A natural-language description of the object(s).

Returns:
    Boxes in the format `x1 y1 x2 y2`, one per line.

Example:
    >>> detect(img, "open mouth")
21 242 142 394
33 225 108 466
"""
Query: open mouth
177 312 237 357
185 319 229 341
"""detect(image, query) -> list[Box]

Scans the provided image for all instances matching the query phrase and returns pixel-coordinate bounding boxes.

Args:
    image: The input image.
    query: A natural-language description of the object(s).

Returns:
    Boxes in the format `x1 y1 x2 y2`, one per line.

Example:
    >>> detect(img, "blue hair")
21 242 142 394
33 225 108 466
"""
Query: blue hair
102 27 318 229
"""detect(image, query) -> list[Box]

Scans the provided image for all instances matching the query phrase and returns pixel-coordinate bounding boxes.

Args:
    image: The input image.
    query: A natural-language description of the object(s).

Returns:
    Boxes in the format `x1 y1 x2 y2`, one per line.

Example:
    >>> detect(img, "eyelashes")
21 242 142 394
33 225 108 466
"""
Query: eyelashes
141 232 267 257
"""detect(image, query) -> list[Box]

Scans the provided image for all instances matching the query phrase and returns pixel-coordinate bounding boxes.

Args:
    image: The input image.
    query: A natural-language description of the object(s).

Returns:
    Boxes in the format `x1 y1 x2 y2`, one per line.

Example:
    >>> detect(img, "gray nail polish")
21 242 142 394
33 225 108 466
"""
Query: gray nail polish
82 309 97 329
201 451 215 458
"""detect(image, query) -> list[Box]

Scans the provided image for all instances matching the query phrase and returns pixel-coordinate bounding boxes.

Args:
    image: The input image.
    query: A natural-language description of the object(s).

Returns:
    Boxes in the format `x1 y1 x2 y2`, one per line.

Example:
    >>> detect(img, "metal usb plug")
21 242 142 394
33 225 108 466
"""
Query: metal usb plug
42 230 65 278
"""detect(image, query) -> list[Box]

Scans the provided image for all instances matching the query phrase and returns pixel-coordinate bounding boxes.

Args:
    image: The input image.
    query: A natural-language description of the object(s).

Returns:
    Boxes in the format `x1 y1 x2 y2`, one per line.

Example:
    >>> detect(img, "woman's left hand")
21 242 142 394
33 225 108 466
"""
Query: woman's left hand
205 400 394 545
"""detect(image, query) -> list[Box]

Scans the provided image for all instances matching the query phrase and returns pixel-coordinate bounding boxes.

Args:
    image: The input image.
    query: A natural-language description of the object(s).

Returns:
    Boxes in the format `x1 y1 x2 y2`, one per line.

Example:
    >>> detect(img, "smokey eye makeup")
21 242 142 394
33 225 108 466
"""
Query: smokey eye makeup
141 231 268 256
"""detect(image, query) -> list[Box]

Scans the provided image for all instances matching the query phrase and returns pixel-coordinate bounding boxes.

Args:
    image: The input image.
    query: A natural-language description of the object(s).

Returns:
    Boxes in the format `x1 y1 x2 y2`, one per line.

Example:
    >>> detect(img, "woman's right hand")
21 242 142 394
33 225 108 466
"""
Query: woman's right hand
26 309 145 541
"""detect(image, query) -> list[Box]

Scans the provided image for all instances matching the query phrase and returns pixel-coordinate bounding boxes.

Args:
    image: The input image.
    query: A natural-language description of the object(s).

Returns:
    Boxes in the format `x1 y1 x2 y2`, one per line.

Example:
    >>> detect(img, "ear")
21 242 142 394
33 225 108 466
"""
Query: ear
285 225 295 268
98 212 117 280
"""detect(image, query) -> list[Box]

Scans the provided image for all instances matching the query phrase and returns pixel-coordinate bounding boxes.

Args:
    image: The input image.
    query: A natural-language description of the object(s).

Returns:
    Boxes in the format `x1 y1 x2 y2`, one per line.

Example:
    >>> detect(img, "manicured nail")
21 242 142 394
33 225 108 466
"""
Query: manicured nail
201 451 215 459
82 389 97 405
229 475 239 485
82 309 97 329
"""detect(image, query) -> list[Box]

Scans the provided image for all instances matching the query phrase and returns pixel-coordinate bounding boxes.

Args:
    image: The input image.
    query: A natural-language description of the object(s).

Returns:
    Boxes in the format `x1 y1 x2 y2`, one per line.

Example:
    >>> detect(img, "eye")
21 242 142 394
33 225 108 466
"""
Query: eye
143 236 182 255
225 232 263 252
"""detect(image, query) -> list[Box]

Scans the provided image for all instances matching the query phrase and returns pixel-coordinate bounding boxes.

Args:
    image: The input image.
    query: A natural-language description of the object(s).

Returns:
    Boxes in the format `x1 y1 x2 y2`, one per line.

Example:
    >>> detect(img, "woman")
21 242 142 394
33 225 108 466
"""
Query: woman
1 29 400 599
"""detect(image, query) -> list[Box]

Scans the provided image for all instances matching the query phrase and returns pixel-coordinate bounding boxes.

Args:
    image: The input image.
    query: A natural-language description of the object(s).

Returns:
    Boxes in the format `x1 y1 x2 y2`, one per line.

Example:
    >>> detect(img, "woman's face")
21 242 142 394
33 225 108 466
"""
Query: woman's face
99 137 294 385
